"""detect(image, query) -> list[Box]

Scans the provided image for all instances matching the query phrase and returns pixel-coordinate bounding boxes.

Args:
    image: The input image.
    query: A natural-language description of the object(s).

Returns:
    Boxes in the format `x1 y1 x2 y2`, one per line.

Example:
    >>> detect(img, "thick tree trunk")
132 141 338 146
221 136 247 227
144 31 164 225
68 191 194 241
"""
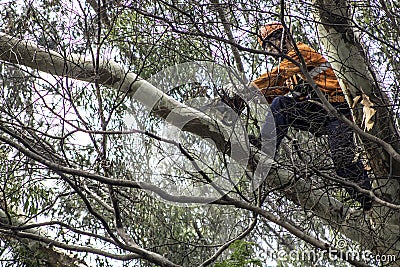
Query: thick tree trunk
313 0 400 258
312 0 400 199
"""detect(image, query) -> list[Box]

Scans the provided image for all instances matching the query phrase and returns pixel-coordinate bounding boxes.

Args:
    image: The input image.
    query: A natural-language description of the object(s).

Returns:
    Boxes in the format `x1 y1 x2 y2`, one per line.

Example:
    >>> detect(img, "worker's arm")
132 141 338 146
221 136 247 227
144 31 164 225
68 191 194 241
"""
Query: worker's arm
250 43 319 102
250 64 290 102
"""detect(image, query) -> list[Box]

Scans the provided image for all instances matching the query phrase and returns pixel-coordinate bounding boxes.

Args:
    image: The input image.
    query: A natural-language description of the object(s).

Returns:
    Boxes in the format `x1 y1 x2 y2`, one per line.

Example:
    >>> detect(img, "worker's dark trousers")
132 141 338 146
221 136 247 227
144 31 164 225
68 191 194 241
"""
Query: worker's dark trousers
261 96 372 206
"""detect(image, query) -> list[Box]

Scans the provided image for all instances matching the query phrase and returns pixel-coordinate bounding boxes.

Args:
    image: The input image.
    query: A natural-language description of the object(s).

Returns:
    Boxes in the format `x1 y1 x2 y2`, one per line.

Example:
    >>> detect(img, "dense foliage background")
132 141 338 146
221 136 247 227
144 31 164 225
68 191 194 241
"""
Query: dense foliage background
0 0 399 266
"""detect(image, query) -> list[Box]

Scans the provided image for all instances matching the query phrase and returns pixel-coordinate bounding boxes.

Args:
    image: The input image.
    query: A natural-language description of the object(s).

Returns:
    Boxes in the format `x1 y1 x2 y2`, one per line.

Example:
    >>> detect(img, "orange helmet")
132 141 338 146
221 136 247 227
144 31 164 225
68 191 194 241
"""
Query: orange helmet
257 22 284 47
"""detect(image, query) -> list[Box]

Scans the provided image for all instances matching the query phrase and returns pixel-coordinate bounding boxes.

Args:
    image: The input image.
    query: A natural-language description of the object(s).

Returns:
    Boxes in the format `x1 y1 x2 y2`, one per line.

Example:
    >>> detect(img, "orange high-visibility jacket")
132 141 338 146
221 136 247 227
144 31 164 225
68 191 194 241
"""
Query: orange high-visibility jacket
251 42 344 103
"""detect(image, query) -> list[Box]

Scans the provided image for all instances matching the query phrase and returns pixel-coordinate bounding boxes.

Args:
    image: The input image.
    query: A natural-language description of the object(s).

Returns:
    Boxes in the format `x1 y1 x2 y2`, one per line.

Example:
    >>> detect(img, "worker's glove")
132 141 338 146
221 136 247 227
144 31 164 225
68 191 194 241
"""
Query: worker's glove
218 83 247 114
221 93 246 114
217 82 267 113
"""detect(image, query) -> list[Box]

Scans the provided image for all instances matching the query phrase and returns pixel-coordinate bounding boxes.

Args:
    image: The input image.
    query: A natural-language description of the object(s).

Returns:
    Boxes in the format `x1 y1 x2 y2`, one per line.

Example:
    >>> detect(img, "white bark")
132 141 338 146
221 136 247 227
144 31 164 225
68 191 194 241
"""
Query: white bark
312 0 400 259
312 0 400 198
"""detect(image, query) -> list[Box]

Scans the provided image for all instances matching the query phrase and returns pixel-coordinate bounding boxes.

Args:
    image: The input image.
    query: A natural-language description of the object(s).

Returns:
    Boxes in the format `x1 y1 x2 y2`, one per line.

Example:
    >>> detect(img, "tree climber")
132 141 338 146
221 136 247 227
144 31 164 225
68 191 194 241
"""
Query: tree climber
248 21 373 210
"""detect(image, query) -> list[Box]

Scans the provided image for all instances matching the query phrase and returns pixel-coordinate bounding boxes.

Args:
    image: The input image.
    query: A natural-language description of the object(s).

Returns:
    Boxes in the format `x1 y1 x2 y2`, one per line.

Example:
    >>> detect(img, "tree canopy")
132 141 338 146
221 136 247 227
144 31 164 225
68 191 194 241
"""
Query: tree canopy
0 0 399 266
